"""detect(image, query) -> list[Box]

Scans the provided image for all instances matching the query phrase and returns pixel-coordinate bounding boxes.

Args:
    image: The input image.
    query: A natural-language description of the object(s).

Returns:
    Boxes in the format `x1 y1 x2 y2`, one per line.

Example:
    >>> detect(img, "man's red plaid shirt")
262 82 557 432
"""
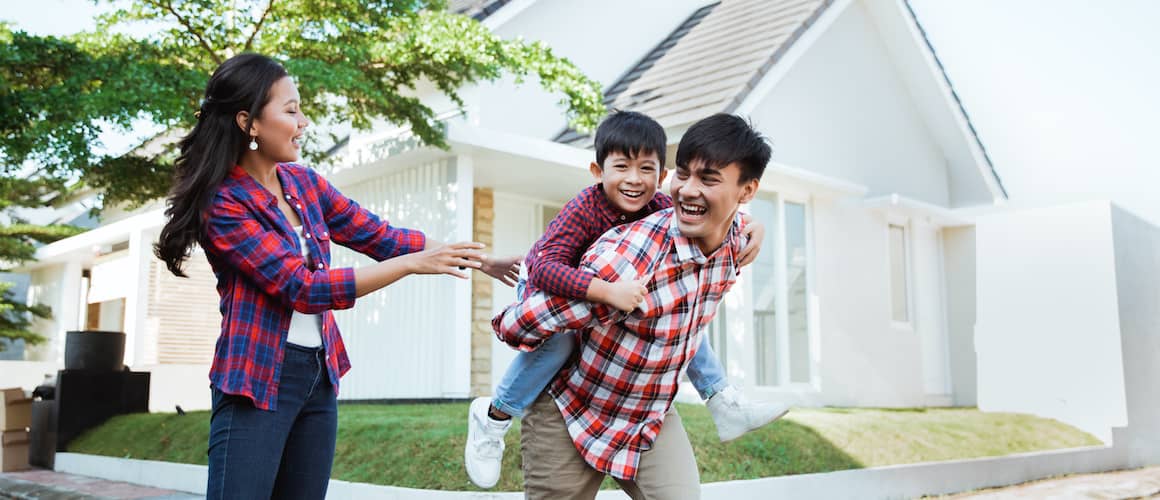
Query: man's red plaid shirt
493 208 743 480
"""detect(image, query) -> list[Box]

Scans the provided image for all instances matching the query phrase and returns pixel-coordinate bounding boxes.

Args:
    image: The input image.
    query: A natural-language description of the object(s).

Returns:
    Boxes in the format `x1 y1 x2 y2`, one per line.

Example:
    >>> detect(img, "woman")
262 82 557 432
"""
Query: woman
154 53 517 499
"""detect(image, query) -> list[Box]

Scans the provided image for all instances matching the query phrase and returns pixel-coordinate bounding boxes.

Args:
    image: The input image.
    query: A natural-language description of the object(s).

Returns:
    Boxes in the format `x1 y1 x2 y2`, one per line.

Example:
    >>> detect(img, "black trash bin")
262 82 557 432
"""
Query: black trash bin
28 399 56 469
64 330 125 371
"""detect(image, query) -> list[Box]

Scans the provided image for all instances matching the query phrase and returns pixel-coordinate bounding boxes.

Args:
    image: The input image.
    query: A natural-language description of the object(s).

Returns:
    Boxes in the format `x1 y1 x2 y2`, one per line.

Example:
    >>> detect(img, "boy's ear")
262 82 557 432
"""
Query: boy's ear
658 167 669 186
738 178 760 204
589 162 603 182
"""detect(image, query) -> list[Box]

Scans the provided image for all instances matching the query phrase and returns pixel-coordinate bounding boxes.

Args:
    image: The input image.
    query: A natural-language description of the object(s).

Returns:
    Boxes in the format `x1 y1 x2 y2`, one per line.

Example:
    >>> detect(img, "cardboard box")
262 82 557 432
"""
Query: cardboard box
1 429 29 472
0 388 26 404
0 398 32 431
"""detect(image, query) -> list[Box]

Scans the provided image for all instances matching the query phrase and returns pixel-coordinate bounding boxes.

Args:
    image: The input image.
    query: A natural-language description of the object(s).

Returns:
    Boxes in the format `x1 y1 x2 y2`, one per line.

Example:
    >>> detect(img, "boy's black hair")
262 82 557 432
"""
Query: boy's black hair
594 110 667 168
675 113 771 183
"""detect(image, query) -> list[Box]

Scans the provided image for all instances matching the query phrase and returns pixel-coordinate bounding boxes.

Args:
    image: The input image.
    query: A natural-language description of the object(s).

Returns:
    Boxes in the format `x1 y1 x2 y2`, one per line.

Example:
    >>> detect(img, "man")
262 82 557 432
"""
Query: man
493 113 775 499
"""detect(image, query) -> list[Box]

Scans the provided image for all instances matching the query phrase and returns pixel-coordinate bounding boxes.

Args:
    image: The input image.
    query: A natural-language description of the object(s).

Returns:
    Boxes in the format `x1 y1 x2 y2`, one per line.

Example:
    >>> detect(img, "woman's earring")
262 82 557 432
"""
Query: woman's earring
249 137 258 151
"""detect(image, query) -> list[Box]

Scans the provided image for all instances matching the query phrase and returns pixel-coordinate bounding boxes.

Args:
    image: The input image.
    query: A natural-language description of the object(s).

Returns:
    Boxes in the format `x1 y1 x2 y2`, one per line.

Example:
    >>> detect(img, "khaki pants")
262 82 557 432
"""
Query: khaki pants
521 392 701 500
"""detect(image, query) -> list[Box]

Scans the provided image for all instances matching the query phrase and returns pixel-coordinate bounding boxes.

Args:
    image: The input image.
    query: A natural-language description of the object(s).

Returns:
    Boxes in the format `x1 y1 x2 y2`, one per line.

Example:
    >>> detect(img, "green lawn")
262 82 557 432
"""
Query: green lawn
68 403 1101 492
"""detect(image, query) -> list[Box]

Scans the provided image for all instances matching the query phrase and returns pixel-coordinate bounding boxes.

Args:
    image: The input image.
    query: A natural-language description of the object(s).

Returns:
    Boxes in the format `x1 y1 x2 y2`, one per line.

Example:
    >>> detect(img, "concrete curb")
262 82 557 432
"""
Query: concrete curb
53 445 1128 499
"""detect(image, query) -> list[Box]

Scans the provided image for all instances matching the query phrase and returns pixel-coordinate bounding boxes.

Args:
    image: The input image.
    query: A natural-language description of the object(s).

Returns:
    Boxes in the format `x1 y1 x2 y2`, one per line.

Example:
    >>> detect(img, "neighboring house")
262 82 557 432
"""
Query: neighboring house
9 0 1004 411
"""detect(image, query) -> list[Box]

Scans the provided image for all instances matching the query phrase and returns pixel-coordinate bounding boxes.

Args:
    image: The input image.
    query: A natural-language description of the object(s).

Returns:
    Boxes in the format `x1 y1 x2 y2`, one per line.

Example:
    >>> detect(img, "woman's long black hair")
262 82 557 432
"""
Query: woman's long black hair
154 53 288 277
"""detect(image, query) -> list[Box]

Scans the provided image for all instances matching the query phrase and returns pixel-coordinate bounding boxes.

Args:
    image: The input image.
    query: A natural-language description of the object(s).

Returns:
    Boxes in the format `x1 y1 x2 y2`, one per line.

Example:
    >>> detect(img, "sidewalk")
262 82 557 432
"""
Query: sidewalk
0 469 199 500
944 465 1160 499
4 465 1160 499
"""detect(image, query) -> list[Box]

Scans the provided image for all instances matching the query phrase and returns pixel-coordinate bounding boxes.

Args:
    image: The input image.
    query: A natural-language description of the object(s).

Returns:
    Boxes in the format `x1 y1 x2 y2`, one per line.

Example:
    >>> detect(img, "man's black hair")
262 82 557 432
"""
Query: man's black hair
675 113 771 182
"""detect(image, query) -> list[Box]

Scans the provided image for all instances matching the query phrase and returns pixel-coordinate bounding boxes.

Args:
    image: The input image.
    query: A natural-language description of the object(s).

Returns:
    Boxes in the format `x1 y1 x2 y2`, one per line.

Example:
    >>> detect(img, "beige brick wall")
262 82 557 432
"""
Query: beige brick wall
471 188 495 396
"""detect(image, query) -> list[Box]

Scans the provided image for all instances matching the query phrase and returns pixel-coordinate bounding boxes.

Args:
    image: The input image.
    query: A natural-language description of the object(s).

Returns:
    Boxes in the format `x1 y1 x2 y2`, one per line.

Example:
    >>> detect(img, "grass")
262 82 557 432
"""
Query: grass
67 403 1101 492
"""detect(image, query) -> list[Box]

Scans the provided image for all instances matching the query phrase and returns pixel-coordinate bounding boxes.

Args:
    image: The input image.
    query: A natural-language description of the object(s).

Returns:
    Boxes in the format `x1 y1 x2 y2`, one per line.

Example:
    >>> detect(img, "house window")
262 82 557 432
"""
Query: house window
749 195 813 387
785 202 811 384
889 223 910 323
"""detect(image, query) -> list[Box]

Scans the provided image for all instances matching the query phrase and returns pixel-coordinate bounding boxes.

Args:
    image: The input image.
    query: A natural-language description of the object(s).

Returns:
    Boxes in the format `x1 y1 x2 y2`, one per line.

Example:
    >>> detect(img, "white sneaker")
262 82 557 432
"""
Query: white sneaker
706 386 789 442
465 397 511 488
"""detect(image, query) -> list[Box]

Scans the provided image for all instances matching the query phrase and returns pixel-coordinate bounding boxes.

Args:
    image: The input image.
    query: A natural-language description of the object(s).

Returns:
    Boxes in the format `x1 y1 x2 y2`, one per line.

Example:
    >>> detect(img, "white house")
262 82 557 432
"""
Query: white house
8 0 1007 413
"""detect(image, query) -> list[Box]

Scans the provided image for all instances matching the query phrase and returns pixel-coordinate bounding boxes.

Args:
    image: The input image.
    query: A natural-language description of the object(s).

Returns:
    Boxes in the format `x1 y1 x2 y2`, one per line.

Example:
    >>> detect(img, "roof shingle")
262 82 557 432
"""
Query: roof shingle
558 0 832 146
447 0 512 21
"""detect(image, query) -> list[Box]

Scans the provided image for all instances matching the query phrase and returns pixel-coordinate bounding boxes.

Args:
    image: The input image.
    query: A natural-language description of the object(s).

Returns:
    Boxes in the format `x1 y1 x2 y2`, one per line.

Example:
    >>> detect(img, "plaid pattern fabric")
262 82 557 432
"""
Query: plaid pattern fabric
494 208 742 479
525 183 672 300
201 163 426 411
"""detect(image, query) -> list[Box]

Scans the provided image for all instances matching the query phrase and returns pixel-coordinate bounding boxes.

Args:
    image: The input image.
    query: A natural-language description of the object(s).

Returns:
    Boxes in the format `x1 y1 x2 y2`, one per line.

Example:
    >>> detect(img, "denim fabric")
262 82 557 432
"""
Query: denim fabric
206 343 337 499
687 335 729 400
492 332 576 418
494 331 730 418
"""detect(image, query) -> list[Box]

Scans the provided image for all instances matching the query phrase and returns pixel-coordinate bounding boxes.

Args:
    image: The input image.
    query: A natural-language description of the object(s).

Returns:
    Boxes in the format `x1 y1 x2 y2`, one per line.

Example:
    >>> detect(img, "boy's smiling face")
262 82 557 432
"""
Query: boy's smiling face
590 150 668 215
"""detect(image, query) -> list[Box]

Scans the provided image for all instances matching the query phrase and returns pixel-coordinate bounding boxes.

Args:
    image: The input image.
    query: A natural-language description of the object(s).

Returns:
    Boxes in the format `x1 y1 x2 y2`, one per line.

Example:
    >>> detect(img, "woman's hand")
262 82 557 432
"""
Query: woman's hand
481 255 522 287
406 241 486 279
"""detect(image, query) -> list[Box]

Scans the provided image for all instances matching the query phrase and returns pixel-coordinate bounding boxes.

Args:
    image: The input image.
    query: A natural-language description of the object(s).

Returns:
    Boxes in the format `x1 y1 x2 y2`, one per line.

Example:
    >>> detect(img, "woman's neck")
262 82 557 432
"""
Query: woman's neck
239 155 279 190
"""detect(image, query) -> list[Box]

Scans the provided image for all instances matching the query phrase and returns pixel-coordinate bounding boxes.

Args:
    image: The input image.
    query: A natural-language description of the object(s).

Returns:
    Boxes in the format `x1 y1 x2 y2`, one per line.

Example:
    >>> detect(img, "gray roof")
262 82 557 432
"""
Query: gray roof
447 0 512 20
558 0 832 145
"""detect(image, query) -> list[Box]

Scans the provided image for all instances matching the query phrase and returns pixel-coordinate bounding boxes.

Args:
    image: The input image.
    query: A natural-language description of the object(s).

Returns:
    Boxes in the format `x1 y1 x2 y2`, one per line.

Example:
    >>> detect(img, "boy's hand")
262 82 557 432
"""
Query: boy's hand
738 213 764 267
481 255 522 287
602 277 649 312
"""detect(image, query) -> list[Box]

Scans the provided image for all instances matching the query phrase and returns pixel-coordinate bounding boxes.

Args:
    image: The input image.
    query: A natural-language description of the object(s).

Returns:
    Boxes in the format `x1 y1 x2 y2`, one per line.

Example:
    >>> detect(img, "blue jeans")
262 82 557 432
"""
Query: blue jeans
493 332 729 418
206 343 338 499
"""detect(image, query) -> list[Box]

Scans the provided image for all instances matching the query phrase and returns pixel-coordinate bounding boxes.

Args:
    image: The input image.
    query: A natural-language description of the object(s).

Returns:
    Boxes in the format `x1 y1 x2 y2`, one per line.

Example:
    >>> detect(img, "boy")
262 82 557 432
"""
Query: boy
464 111 788 489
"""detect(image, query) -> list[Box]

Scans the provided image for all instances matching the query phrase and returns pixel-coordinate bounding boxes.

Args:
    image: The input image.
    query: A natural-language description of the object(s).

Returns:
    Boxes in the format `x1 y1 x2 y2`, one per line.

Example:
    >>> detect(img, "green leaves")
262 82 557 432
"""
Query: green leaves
1 1 604 207
0 1 607 346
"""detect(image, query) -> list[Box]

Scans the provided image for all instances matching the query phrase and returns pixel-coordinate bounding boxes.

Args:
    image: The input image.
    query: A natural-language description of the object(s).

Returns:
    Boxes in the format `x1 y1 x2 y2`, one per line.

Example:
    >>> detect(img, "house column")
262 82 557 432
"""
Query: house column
123 228 155 368
470 188 495 397
446 154 475 397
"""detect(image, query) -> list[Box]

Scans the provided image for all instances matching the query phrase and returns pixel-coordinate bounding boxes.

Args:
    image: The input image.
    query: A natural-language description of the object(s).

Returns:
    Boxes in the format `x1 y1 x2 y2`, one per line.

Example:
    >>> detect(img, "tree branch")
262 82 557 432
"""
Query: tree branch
145 0 222 65
243 0 276 53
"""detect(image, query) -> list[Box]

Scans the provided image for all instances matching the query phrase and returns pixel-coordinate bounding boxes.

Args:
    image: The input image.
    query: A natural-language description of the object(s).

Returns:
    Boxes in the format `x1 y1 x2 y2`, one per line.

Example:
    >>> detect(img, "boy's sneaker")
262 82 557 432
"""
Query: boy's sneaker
706 386 789 442
465 397 511 488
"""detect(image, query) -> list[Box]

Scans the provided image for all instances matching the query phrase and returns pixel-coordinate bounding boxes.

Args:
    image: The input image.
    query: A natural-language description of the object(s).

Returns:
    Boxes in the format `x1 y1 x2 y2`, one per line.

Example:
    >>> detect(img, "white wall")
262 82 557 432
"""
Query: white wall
0 361 58 392
329 159 466 400
470 0 710 140
912 219 951 403
138 363 212 412
975 202 1127 442
27 261 83 364
809 199 926 406
750 1 952 206
1107 206 1160 466
942 226 977 406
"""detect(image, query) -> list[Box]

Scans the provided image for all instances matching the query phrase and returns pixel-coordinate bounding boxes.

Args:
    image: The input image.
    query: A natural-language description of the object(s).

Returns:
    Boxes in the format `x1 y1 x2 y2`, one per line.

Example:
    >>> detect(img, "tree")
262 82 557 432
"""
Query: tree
0 176 85 349
1 0 604 207
0 1 605 346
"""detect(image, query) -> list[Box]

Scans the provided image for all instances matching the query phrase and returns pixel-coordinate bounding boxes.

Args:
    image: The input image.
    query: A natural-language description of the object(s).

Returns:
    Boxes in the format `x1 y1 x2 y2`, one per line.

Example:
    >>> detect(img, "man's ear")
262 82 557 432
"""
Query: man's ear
235 110 254 137
589 162 603 182
738 178 760 204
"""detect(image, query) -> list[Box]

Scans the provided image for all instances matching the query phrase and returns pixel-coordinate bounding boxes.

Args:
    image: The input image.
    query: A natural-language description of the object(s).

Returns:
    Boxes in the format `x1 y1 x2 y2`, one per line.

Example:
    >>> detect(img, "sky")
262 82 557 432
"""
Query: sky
909 0 1159 222
4 0 1158 223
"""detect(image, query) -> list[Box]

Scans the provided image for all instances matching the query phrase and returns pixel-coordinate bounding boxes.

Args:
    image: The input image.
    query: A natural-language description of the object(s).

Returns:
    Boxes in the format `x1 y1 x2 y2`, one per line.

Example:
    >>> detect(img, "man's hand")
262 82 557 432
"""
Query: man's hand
738 213 764 267
599 277 649 312
481 255 522 287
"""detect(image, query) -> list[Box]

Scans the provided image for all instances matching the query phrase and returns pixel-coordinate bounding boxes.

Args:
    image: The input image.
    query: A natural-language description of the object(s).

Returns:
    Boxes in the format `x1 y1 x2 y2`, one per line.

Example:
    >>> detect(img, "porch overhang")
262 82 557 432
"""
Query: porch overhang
16 209 164 272
863 193 973 227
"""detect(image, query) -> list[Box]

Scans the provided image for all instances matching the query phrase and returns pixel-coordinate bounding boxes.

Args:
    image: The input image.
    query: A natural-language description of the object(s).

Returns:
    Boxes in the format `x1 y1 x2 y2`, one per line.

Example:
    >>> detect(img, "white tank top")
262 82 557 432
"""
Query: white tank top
287 226 323 348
